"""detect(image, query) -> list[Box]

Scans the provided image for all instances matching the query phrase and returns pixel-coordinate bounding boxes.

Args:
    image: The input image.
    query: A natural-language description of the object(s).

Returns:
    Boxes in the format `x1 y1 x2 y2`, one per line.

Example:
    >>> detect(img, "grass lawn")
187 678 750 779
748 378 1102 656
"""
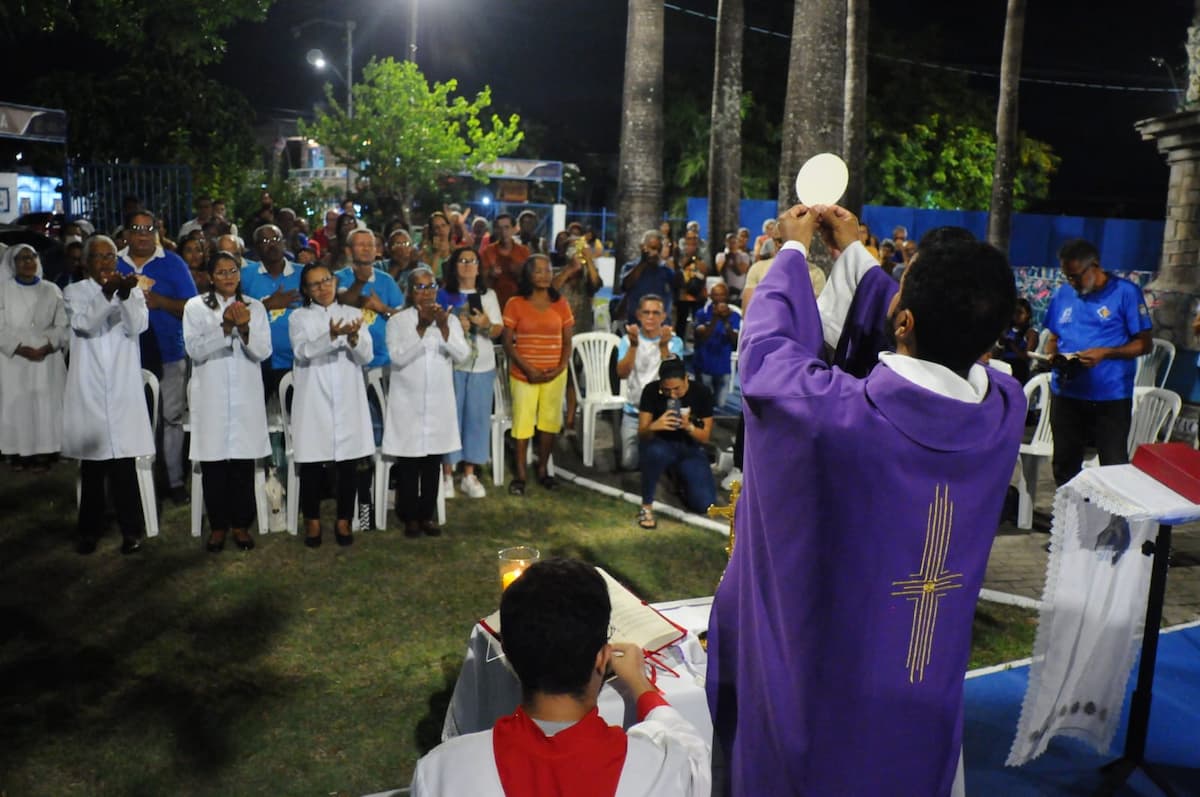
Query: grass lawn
0 462 1036 795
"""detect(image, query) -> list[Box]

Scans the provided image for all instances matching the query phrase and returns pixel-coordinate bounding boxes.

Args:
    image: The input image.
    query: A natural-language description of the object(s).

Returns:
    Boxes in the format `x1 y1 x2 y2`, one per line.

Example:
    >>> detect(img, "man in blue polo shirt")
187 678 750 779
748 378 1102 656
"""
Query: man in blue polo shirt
117 209 197 503
1045 238 1152 486
241 223 302 398
335 228 402 369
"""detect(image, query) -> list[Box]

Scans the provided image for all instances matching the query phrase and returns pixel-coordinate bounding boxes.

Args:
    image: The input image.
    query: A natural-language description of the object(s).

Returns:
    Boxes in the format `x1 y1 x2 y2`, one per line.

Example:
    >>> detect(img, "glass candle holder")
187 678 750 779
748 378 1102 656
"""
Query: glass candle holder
498 546 540 590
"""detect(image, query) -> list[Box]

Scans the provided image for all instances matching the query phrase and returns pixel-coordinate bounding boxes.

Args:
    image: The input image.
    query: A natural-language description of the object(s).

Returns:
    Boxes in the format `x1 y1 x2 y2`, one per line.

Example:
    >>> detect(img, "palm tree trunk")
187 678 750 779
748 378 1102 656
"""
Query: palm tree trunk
778 0 846 213
987 0 1026 253
616 0 665 265
707 0 744 261
842 0 869 215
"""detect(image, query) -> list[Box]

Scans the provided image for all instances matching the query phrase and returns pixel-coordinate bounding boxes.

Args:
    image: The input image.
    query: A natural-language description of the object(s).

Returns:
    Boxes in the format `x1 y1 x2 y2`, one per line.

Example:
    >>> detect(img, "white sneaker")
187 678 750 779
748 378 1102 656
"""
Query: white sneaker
461 473 487 498
442 473 456 499
721 467 743 491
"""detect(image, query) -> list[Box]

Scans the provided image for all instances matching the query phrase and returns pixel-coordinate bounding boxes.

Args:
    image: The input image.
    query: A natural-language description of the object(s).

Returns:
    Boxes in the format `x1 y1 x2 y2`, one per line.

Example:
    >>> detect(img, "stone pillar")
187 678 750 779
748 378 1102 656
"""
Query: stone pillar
1134 111 1200 406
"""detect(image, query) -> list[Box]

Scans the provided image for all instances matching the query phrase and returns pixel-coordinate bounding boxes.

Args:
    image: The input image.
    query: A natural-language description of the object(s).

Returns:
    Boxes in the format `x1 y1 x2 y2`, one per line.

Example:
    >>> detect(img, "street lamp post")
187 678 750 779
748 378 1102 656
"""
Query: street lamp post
408 0 418 64
295 18 357 193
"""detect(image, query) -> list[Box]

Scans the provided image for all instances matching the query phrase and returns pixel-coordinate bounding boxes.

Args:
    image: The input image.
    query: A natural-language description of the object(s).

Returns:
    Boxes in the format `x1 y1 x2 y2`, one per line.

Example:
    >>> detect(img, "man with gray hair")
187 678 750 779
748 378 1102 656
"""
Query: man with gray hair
616 230 675 325
336 227 402 370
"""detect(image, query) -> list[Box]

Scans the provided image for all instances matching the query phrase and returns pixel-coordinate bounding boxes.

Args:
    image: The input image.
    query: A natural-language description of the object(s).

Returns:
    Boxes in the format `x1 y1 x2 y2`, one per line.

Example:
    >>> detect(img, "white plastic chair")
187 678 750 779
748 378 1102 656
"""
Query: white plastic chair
490 346 514 486
278 372 300 534
185 377 271 538
75 368 160 537
490 345 552 485
1034 328 1052 356
189 462 270 538
1127 387 1182 454
569 331 625 467
1015 372 1053 530
370 366 445 530
1134 338 1176 389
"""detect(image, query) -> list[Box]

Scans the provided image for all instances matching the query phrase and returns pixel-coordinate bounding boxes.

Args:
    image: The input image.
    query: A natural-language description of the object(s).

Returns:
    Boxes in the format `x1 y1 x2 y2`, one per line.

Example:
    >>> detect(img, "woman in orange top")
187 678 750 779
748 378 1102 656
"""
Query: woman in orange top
501 255 574 495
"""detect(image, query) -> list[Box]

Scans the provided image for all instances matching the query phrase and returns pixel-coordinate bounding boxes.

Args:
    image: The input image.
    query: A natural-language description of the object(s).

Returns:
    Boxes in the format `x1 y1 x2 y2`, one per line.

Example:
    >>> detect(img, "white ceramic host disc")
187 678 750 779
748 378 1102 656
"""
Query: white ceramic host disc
794 152 849 206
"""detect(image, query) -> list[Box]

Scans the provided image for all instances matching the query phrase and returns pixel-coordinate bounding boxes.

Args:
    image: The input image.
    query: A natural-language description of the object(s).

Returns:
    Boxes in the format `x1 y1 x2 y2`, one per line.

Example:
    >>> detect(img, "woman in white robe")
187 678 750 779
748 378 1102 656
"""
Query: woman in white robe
184 250 272 553
288 262 373 547
0 244 68 469
383 266 469 537
62 235 154 555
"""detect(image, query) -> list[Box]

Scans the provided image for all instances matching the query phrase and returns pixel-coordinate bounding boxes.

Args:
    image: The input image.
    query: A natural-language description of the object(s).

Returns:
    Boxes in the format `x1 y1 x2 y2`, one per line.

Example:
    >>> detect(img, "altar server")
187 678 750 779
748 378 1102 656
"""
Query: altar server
382 267 469 537
62 236 155 555
0 244 68 470
288 262 373 548
184 251 272 552
706 205 1025 796
412 558 710 796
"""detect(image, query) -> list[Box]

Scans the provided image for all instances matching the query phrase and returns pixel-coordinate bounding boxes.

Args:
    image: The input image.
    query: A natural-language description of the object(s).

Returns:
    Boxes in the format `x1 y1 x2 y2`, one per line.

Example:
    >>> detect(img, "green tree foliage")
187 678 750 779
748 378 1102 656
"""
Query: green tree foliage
300 58 523 223
663 91 777 218
866 112 1059 211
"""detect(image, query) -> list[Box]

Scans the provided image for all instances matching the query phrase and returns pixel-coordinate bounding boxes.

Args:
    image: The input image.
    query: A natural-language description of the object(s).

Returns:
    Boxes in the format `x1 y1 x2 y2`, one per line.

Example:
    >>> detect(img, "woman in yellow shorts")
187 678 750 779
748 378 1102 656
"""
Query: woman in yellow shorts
501 254 575 494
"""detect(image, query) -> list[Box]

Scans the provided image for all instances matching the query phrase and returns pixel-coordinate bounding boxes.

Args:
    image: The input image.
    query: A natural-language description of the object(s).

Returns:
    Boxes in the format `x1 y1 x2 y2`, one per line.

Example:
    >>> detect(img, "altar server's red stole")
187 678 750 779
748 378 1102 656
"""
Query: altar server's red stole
493 706 627 796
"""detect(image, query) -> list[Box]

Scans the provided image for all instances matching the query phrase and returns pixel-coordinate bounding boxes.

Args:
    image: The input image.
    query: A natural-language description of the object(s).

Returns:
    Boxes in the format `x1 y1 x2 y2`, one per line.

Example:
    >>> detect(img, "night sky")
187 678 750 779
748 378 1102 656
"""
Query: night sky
8 0 1198 217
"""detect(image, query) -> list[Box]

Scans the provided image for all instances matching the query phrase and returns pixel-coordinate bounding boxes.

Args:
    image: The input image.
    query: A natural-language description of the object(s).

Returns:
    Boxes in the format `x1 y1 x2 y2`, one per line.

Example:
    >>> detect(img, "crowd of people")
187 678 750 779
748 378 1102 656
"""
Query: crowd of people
5 190 1174 558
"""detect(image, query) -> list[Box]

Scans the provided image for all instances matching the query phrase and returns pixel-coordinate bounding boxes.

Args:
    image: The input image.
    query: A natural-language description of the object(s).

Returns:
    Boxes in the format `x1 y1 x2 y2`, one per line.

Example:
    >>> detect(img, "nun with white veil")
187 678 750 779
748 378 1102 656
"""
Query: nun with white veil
0 244 68 470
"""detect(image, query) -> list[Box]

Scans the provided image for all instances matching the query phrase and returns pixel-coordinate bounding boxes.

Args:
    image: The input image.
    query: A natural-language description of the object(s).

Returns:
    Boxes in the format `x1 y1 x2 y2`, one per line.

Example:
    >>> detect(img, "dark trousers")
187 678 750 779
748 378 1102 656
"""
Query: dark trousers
299 459 362 521
675 300 700 338
394 455 441 523
640 436 716 512
1050 395 1133 486
200 459 256 531
78 458 142 541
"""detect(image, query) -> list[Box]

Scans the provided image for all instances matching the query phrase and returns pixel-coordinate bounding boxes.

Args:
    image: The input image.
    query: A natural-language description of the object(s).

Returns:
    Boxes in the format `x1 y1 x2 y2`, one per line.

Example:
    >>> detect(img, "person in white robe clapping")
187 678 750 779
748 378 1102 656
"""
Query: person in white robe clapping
184 251 272 553
62 236 154 555
0 244 68 471
382 267 469 537
288 262 374 548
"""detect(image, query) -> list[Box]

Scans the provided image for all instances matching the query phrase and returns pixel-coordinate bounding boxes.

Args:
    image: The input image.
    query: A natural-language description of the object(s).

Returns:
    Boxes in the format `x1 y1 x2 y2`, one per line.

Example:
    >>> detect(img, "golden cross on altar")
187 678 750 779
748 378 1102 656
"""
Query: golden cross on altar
708 480 741 560
891 483 964 684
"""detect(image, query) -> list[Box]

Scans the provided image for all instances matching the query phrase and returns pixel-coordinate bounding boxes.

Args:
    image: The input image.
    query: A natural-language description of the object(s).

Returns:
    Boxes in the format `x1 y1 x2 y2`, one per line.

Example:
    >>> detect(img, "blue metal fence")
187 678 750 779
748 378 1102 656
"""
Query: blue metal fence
65 163 193 236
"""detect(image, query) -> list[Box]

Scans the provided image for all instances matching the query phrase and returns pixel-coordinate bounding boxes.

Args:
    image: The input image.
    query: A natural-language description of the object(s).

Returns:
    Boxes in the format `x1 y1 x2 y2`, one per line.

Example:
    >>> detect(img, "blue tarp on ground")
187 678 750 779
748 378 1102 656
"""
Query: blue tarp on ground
684 199 1166 273
962 622 1200 796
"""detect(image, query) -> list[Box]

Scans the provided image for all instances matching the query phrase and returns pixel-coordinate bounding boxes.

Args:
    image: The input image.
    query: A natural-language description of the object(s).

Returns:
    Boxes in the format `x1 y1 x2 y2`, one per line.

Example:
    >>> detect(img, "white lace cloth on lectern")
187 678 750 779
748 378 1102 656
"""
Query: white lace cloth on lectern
1007 466 1200 766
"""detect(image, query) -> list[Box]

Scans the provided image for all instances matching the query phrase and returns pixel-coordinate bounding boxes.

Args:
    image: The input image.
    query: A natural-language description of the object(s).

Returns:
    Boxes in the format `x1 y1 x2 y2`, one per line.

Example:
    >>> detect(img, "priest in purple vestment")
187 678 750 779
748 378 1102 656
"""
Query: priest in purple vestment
706 204 1025 796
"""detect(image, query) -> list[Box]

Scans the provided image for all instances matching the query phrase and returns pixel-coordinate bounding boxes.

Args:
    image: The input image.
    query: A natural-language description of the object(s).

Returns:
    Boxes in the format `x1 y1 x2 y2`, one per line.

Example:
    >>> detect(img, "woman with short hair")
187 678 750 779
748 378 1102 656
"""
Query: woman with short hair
288 262 374 547
183 251 272 552
383 267 469 536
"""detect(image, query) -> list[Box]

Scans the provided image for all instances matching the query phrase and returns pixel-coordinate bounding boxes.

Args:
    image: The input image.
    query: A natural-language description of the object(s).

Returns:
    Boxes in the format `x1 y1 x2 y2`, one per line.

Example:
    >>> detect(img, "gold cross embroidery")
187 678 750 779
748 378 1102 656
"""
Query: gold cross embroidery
708 480 741 560
891 484 963 684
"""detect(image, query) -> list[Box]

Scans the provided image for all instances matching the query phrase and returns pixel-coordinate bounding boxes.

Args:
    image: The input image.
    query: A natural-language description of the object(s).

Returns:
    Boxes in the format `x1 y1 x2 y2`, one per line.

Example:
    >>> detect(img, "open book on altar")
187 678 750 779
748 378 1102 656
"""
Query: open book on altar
480 567 688 654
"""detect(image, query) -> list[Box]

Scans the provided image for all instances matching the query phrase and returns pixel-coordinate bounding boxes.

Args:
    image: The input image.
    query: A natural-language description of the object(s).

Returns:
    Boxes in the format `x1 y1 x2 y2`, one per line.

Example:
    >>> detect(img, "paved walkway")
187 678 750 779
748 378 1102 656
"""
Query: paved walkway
545 413 1200 626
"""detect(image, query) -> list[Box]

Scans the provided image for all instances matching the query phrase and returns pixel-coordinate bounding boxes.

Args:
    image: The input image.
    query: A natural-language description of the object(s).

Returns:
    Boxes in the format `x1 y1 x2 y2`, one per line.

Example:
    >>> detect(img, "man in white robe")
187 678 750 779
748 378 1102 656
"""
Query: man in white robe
412 558 710 796
62 236 155 555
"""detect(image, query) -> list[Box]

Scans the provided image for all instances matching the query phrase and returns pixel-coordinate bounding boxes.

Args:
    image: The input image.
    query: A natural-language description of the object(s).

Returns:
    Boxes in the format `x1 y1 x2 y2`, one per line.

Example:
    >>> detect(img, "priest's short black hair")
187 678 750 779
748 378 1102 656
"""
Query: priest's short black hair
899 240 1016 375
500 558 611 699
917 225 975 251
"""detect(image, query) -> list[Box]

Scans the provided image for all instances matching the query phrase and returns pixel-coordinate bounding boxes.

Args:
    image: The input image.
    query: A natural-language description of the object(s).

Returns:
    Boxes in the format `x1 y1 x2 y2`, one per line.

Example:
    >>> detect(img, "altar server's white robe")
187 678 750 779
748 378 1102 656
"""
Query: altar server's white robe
0 278 69 455
61 281 154 460
381 307 469 457
288 302 374 463
183 294 272 462
411 704 711 797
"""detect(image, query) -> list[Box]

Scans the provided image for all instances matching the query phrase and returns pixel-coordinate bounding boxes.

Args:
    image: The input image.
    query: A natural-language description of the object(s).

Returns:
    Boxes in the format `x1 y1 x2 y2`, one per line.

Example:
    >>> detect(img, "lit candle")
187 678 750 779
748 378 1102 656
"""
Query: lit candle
501 568 523 590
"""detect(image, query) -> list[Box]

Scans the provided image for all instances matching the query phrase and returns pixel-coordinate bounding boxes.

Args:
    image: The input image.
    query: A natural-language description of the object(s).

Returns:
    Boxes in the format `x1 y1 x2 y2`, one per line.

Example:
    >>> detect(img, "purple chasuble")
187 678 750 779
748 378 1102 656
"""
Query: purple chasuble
706 247 1025 796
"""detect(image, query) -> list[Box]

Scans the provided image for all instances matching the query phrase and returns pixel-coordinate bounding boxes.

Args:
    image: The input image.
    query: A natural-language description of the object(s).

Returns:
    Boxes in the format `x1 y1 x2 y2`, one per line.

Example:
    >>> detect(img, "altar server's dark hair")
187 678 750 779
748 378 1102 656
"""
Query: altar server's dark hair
500 558 610 700
899 240 1015 375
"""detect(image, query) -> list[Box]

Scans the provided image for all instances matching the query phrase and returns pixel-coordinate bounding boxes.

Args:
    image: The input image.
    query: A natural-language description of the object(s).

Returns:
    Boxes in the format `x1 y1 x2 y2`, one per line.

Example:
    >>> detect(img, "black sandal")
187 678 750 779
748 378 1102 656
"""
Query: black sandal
637 508 657 529
539 474 559 490
508 479 526 496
